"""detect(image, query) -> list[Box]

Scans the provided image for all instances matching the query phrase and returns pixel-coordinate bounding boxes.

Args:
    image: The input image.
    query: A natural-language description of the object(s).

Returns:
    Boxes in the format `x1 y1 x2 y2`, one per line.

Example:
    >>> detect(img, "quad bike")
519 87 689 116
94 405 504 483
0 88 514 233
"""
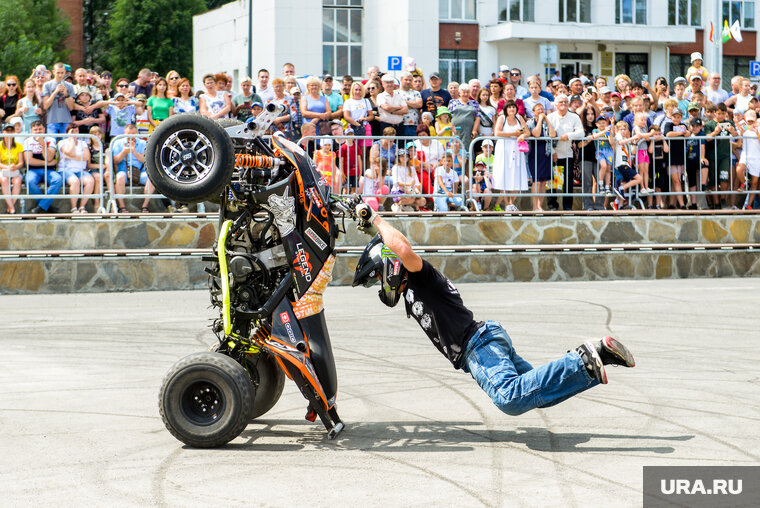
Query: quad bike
147 105 362 448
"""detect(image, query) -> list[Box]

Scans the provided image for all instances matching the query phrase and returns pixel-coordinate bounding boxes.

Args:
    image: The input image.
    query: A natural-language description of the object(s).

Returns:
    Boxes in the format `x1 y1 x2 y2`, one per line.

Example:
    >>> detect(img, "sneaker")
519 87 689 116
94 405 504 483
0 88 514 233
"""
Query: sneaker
506 204 519 211
701 185 710 194
639 187 651 196
604 186 614 197
493 204 503 211
576 341 608 384
597 336 636 368
613 186 626 200
29 206 46 214
391 203 401 212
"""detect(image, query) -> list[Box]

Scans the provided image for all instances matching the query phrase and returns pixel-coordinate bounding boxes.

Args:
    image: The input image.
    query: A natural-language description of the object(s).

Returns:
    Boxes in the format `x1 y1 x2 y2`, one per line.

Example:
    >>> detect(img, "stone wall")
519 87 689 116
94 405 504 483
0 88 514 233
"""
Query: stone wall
1 215 759 251
1 249 758 294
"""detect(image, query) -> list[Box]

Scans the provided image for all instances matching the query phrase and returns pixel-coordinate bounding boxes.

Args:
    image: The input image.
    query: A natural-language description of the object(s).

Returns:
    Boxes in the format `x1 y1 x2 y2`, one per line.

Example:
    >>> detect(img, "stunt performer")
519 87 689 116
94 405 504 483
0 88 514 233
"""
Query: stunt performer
351 204 635 416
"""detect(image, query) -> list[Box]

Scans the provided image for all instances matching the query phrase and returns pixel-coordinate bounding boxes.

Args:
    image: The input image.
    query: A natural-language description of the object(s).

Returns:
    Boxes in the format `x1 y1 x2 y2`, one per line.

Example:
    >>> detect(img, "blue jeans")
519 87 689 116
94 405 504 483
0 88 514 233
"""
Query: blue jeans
47 123 69 134
26 168 63 211
434 192 464 211
462 321 598 416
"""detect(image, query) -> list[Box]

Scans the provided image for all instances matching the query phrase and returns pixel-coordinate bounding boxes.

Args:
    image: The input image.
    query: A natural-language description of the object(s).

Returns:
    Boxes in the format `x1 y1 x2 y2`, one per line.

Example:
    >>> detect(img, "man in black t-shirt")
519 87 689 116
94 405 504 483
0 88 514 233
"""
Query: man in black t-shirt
352 205 636 416
420 72 452 116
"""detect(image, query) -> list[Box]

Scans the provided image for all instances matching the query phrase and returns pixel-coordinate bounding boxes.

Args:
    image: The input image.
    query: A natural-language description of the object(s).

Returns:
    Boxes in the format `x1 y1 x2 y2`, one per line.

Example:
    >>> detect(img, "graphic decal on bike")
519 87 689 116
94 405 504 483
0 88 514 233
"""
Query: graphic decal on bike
264 192 296 236
305 227 328 252
293 255 335 319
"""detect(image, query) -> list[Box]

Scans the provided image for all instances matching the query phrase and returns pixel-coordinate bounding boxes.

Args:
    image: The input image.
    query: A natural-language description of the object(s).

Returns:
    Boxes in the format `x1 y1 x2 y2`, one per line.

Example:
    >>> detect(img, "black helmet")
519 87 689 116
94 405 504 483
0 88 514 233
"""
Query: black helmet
352 234 407 307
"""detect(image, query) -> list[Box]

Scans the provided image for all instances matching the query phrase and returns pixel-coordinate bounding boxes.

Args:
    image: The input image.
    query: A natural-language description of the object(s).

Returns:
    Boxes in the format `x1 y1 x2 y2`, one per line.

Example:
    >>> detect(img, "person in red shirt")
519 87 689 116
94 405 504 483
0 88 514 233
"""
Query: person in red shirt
338 127 362 194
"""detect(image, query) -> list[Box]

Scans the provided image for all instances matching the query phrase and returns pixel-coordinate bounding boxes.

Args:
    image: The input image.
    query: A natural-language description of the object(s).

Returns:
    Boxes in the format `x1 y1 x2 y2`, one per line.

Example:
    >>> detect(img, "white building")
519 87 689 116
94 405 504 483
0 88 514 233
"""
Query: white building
193 0 760 91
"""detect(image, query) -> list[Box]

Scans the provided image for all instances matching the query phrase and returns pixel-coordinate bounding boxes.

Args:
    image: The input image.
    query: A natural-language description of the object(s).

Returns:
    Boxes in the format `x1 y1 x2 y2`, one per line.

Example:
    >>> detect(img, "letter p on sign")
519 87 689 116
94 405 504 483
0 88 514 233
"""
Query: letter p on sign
388 56 402 71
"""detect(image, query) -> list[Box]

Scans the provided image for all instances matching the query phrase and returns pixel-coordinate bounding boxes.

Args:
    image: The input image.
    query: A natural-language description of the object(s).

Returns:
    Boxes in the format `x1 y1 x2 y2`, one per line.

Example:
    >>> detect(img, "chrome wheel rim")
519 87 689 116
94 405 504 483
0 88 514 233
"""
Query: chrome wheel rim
159 129 215 184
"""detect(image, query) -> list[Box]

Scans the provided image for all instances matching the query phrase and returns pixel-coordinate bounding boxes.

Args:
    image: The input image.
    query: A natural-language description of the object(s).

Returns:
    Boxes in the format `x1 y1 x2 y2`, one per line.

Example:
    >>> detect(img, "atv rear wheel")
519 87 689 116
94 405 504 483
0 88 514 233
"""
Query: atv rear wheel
159 352 254 448
208 344 286 419
145 115 234 203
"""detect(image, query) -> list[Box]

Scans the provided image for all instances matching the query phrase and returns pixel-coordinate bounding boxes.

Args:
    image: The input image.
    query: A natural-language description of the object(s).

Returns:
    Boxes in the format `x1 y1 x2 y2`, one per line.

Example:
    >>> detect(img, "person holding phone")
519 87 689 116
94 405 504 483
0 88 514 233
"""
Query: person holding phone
41 62 76 134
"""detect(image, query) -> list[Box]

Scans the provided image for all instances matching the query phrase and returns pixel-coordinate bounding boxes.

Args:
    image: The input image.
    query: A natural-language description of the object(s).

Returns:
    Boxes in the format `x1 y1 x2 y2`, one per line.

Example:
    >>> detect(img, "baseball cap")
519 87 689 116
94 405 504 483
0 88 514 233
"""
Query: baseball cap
610 92 621 99
687 102 700 111
568 77 581 86
404 57 417 72
135 93 147 101
599 86 611 94
570 94 583 103
290 86 301 94
625 92 636 99
671 109 683 116
499 65 509 72
475 161 486 168
113 92 126 99
330 119 343 126
397 148 408 156
323 74 333 80
429 72 441 80
587 86 597 93
405 141 416 149
381 74 395 83
320 138 332 147
251 101 263 108
344 127 355 134
690 117 703 126
595 115 609 123
673 76 688 85
482 139 494 146
689 74 703 82
2 123 14 131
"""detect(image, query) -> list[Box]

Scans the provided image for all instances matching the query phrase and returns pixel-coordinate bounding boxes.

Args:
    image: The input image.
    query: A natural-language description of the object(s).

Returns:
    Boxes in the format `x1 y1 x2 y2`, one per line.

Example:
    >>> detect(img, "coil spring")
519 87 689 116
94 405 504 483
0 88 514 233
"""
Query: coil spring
235 154 275 168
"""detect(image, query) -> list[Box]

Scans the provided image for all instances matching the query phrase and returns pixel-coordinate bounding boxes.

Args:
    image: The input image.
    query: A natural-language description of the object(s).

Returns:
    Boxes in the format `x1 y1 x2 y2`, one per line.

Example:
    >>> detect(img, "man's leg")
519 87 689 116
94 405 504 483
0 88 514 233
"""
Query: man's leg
39 170 63 211
562 157 575 210
463 322 633 416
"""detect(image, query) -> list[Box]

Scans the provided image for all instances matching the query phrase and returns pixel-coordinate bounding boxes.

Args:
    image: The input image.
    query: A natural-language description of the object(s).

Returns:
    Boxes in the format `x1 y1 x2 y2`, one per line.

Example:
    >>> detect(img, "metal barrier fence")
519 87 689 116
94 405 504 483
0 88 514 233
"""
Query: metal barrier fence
0 133 104 213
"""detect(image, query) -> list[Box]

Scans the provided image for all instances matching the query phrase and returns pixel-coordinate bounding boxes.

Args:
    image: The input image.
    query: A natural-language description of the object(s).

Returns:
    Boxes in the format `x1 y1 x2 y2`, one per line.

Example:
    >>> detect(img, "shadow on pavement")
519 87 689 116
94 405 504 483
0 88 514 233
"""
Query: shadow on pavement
225 420 693 454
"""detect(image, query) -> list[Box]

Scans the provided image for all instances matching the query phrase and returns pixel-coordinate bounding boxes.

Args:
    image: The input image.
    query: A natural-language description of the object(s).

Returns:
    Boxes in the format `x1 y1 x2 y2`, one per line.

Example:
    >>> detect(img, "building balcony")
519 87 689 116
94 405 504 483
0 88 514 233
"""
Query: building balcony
482 22 696 45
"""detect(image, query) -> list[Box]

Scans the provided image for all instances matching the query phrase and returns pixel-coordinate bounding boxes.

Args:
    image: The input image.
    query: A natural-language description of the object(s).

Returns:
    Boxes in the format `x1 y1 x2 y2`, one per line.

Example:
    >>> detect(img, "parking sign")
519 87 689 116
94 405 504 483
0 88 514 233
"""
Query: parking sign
750 60 760 77
388 56 402 71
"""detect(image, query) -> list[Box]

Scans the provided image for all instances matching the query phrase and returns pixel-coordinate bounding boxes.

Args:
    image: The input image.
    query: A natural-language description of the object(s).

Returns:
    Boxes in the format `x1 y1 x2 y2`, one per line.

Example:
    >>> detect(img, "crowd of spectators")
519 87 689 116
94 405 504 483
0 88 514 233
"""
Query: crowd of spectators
0 51 758 214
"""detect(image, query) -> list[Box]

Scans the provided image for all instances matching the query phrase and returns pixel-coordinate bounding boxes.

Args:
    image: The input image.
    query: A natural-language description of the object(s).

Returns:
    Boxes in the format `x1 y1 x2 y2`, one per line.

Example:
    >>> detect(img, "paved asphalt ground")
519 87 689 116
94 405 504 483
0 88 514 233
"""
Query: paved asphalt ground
2 278 759 507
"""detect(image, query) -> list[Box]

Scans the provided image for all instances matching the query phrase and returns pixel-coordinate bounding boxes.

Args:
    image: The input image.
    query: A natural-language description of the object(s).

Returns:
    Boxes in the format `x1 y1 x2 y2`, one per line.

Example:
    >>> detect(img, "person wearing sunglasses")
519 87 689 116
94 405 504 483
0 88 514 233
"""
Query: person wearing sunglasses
509 67 528 99
0 75 21 122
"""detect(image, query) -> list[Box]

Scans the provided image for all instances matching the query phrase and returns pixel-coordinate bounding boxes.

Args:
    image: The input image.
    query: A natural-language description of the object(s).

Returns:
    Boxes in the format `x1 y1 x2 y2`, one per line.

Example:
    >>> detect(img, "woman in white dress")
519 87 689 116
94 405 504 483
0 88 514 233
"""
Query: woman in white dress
492 100 528 211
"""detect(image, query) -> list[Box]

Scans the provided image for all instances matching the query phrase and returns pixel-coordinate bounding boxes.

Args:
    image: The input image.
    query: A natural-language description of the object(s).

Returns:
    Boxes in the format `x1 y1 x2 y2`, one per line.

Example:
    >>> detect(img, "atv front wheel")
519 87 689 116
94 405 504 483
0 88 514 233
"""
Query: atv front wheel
145 115 234 203
159 352 254 448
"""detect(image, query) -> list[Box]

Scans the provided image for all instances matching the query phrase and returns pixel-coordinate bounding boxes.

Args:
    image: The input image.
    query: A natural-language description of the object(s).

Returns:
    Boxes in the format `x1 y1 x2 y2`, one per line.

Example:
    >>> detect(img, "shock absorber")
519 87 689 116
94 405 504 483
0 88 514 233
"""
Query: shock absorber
235 154 277 168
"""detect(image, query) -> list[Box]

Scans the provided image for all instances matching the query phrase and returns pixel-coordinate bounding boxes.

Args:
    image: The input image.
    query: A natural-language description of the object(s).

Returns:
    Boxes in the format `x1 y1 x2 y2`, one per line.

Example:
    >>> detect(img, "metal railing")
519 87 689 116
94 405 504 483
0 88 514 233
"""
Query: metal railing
0 133 104 213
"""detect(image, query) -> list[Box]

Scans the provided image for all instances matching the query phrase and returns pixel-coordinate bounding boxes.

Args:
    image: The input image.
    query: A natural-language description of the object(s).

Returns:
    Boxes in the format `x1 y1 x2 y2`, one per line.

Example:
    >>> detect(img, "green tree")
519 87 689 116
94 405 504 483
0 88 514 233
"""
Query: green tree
106 0 207 81
0 0 70 80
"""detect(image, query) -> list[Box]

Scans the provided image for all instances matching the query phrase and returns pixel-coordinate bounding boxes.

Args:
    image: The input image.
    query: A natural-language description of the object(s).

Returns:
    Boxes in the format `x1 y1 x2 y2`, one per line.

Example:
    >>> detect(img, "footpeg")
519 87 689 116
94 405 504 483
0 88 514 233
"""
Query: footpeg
305 407 318 422
327 422 344 439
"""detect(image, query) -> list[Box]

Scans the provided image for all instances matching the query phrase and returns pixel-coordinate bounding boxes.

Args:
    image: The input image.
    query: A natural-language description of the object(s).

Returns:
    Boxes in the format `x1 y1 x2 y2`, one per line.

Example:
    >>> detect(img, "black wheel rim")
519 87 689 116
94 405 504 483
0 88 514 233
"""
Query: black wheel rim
159 129 216 185
180 380 225 426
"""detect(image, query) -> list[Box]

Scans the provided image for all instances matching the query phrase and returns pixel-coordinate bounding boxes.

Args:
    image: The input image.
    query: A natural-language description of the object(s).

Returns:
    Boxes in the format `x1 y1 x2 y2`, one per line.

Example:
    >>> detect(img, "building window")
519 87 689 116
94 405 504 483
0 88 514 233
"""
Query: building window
723 56 753 89
498 0 535 22
439 49 478 85
723 1 755 29
439 0 476 20
615 0 647 24
558 0 591 23
669 54 692 85
615 52 648 82
322 0 362 77
668 0 702 26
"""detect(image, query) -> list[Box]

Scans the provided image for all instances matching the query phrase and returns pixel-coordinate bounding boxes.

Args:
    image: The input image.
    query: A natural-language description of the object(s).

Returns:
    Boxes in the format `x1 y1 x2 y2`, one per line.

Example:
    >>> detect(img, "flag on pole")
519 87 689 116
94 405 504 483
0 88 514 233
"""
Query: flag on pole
708 21 714 42
730 20 743 42
722 20 732 43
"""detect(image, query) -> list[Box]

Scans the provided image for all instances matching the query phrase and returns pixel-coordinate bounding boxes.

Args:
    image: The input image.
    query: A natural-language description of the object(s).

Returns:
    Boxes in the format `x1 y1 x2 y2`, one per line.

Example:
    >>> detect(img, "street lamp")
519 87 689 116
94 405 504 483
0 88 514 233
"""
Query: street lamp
454 31 461 83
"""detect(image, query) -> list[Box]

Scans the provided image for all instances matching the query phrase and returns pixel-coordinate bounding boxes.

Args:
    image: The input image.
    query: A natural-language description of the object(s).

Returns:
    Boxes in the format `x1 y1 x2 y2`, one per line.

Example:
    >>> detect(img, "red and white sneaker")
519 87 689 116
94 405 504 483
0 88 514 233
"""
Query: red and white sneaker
598 336 636 368
576 341 608 384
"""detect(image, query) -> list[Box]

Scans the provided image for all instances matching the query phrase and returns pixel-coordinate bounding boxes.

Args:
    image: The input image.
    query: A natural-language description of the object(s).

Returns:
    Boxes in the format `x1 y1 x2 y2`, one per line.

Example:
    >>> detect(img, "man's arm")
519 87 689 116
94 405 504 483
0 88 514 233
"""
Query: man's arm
372 214 423 272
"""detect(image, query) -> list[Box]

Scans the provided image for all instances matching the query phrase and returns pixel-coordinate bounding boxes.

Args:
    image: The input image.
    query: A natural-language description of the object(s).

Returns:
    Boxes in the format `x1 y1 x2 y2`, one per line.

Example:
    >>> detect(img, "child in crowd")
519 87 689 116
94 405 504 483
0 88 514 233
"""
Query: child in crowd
360 157 389 211
448 138 467 187
390 148 425 211
685 118 709 208
134 94 150 135
90 92 138 140
470 160 493 211
435 106 454 142
704 103 738 209
72 90 105 135
433 151 465 211
610 121 643 207
632 112 653 195
313 138 339 193
421 111 436 137
0 123 24 213
687 52 709 82
589 114 613 197
338 127 362 195
663 109 688 209
741 110 760 209
647 124 669 209
475 139 494 171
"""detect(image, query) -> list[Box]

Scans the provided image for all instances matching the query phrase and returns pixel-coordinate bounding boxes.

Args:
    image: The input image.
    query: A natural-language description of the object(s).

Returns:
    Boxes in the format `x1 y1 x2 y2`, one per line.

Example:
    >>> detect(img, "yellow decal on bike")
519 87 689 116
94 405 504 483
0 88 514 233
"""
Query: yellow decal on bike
218 220 233 335
292 254 335 319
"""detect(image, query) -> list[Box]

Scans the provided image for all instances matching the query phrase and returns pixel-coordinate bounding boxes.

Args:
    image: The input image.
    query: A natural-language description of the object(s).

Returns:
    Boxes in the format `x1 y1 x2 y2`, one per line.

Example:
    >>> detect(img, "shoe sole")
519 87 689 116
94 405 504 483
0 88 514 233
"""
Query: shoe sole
585 341 608 384
601 336 635 367
613 189 625 200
